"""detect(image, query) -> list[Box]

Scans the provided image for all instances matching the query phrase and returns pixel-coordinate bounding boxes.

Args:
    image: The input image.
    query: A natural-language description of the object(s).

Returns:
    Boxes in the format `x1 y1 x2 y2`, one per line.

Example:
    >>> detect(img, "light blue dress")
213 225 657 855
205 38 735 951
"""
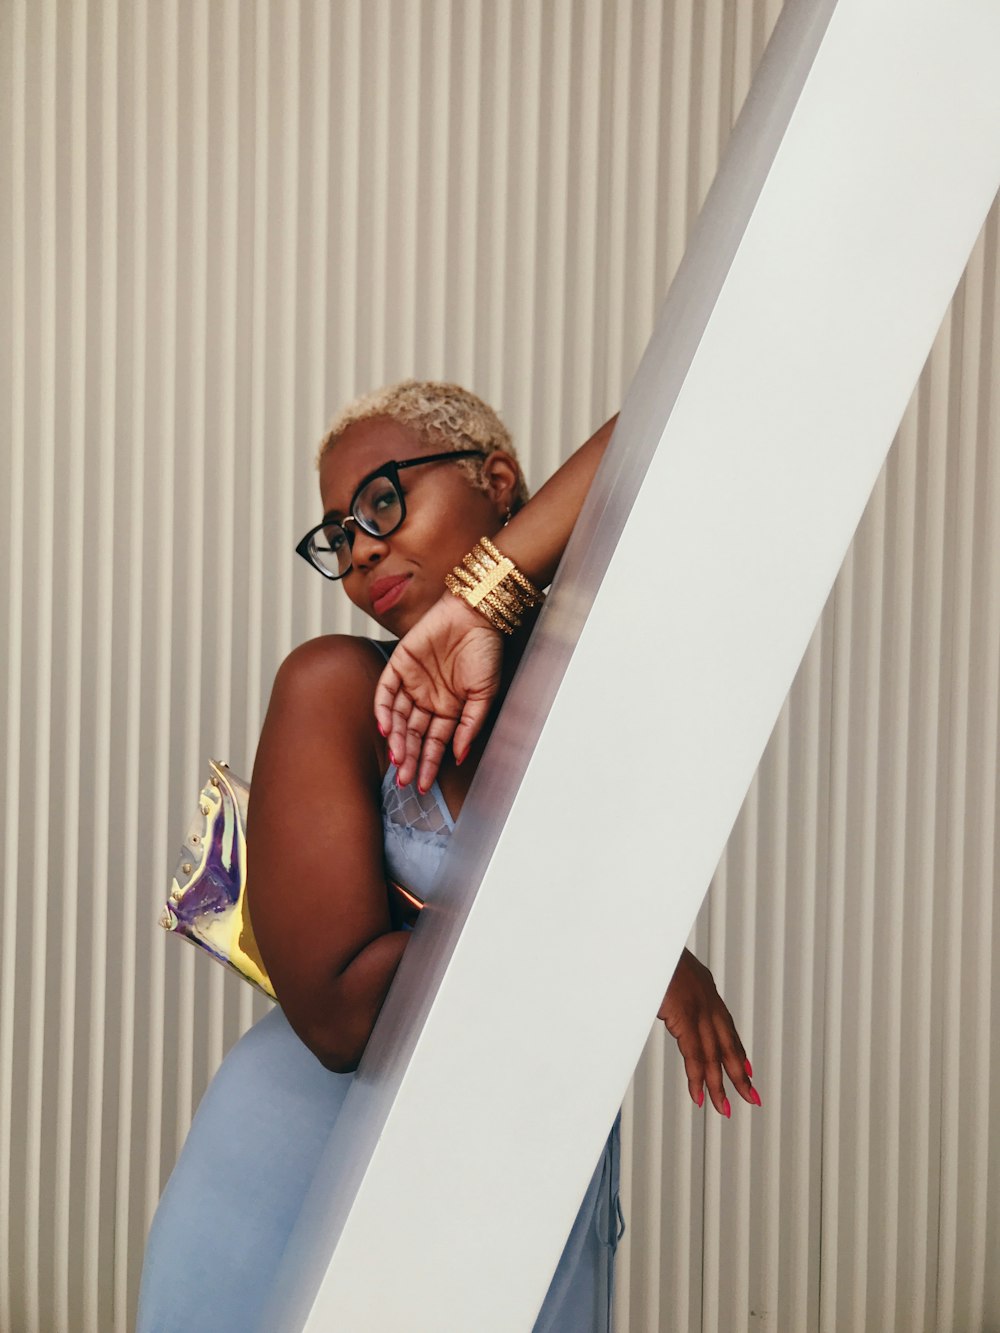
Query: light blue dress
138 722 624 1330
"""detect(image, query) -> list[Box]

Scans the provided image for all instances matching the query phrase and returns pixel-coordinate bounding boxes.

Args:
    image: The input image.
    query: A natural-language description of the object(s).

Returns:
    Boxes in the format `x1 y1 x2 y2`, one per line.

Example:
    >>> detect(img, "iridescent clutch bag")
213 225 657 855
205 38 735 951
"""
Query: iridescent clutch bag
160 759 424 1000
159 761 276 997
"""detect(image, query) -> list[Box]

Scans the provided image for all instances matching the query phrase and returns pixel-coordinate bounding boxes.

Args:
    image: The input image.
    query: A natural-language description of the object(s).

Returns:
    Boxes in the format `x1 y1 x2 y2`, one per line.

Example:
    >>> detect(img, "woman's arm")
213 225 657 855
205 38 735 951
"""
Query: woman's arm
375 414 618 789
246 635 405 1072
488 412 618 588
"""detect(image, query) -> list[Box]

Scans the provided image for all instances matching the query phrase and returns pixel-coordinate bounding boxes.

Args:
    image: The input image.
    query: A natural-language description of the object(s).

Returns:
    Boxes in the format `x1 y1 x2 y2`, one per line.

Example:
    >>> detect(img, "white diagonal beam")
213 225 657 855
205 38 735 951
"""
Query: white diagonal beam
264 2 1000 1328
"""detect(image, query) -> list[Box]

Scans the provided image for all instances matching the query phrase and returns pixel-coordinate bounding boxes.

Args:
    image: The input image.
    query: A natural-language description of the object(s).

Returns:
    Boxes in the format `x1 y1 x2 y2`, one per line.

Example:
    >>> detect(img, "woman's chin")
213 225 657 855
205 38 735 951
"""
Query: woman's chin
373 600 433 638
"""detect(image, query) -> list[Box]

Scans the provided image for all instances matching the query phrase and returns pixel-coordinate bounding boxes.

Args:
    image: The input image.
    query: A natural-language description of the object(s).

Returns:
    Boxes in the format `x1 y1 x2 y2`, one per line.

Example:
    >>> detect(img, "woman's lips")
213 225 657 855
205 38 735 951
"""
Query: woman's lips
369 574 411 616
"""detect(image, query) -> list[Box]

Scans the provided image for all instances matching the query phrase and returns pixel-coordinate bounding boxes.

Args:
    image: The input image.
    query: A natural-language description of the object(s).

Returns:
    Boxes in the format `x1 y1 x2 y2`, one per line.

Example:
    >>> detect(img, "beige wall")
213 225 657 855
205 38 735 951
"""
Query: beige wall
1 2 997 1329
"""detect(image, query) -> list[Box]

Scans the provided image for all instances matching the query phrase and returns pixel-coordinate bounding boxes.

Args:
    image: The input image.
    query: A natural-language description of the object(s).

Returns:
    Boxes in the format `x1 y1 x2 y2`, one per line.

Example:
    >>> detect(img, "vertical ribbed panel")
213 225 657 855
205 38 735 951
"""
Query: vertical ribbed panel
622 203 1000 1333
2 4 998 1329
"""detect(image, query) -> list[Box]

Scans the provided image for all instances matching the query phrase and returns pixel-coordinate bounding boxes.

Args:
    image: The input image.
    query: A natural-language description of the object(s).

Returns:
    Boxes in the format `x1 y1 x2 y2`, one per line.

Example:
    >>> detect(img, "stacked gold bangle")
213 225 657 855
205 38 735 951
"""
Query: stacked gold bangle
444 535 545 634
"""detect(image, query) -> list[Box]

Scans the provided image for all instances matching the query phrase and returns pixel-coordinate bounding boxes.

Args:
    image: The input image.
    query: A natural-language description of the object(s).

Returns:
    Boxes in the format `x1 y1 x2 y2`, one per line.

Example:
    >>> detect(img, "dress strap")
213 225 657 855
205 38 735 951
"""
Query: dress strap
366 637 397 664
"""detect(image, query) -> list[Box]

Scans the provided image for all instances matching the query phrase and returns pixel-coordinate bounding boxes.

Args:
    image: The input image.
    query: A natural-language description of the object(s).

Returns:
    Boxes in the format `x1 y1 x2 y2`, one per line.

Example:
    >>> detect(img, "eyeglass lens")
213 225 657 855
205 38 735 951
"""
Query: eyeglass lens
307 471 404 577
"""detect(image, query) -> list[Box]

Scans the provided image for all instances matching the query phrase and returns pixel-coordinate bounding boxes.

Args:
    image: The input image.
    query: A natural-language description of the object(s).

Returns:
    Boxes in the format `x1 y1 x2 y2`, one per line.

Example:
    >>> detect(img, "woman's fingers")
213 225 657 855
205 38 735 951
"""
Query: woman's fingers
674 1029 712 1110
694 1013 760 1115
372 663 402 738
714 1009 758 1107
385 691 416 780
381 675 462 790
396 704 434 788
664 1010 725 1114
695 1018 727 1115
415 716 459 795
452 695 493 766
680 1020 759 1116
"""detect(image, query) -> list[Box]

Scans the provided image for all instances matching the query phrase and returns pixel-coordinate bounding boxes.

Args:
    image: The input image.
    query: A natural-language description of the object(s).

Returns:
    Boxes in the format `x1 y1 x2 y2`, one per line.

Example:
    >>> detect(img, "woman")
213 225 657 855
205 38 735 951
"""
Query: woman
138 381 758 1331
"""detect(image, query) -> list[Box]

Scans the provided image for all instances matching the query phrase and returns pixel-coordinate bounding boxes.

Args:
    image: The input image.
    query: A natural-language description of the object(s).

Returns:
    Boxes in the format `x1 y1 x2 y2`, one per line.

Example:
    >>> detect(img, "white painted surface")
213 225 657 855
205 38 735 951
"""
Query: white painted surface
262 2 1000 1329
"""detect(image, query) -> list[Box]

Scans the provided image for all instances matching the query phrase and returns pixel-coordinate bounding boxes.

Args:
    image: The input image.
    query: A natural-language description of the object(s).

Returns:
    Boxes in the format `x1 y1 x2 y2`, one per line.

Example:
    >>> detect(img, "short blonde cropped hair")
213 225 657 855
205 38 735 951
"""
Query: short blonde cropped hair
317 379 529 509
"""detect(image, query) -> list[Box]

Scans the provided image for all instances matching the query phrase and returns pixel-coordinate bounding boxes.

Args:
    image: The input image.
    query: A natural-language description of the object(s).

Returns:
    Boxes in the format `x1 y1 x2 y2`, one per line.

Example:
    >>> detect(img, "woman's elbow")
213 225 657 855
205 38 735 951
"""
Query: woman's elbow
269 931 408 1074
313 1041 362 1075
292 1010 366 1075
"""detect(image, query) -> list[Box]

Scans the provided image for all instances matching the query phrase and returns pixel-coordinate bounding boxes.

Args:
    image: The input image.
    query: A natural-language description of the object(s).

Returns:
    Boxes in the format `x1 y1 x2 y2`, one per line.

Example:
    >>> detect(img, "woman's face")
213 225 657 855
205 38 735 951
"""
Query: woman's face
318 416 516 635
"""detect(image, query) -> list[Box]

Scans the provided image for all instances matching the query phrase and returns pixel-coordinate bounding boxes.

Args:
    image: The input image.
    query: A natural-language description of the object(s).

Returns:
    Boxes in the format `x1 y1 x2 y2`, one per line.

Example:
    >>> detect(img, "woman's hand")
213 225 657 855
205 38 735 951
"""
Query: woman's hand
373 594 504 792
658 949 760 1117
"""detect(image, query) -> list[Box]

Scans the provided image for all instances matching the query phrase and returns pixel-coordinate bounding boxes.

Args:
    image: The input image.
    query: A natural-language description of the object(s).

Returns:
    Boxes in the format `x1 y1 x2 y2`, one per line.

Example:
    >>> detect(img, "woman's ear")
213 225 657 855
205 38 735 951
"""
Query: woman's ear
480 451 521 516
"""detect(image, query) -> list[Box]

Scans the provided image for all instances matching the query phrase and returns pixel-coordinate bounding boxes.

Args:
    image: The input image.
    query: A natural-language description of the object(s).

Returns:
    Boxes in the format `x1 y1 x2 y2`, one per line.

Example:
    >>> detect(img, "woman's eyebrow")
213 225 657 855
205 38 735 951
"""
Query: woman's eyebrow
323 462 391 521
319 483 361 524
319 477 364 523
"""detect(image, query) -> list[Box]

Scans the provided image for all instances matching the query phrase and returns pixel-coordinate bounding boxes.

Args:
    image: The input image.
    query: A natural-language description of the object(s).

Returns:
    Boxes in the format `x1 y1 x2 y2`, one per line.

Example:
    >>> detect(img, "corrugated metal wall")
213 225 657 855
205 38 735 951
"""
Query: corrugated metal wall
1 3 997 1330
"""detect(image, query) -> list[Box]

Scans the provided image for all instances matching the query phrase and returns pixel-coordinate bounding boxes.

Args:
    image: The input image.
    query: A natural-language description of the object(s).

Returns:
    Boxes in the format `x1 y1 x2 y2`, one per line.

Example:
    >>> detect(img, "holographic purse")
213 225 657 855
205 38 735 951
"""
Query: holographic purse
160 759 424 1000
159 761 276 998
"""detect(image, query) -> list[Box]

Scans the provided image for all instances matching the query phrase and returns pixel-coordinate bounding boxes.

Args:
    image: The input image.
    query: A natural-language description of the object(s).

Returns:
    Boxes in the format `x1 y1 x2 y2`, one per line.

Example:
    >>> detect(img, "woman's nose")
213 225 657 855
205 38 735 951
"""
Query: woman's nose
348 522 389 570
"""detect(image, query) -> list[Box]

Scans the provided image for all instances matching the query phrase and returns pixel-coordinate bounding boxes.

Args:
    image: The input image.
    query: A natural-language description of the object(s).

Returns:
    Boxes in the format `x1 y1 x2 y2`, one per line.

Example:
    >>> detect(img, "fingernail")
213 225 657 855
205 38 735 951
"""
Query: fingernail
744 1058 753 1079
722 1097 732 1119
417 783 428 795
377 721 386 737
749 1087 762 1107
388 748 397 765
696 1088 705 1109
395 773 404 789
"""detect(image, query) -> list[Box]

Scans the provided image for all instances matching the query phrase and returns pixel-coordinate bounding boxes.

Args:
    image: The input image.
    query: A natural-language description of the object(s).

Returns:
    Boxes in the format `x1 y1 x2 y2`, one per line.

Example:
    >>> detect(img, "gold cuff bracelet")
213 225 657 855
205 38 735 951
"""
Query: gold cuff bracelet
444 535 545 634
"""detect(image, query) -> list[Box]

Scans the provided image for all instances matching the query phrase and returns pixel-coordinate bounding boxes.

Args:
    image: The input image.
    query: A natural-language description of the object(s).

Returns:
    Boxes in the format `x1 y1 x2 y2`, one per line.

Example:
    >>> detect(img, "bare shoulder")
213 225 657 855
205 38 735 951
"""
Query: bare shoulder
269 635 390 728
275 632 389 689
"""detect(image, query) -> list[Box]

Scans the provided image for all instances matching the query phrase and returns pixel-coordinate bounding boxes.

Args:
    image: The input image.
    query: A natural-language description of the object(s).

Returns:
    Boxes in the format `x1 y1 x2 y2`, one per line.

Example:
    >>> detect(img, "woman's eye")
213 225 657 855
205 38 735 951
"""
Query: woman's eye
323 528 347 552
370 486 400 514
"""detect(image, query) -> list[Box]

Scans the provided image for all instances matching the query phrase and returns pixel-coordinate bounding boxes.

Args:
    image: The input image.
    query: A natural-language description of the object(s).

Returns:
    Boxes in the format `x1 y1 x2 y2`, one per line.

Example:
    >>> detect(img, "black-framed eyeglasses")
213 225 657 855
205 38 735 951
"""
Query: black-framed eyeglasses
295 449 487 579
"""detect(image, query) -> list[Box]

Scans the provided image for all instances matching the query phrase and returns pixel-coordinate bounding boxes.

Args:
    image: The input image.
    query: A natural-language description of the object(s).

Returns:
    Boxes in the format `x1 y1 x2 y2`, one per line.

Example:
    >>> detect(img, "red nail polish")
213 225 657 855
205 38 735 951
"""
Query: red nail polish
417 783 428 795
722 1097 732 1119
388 748 397 766
696 1088 705 1109
749 1087 762 1107
377 721 386 737
744 1058 753 1079
395 773 404 789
